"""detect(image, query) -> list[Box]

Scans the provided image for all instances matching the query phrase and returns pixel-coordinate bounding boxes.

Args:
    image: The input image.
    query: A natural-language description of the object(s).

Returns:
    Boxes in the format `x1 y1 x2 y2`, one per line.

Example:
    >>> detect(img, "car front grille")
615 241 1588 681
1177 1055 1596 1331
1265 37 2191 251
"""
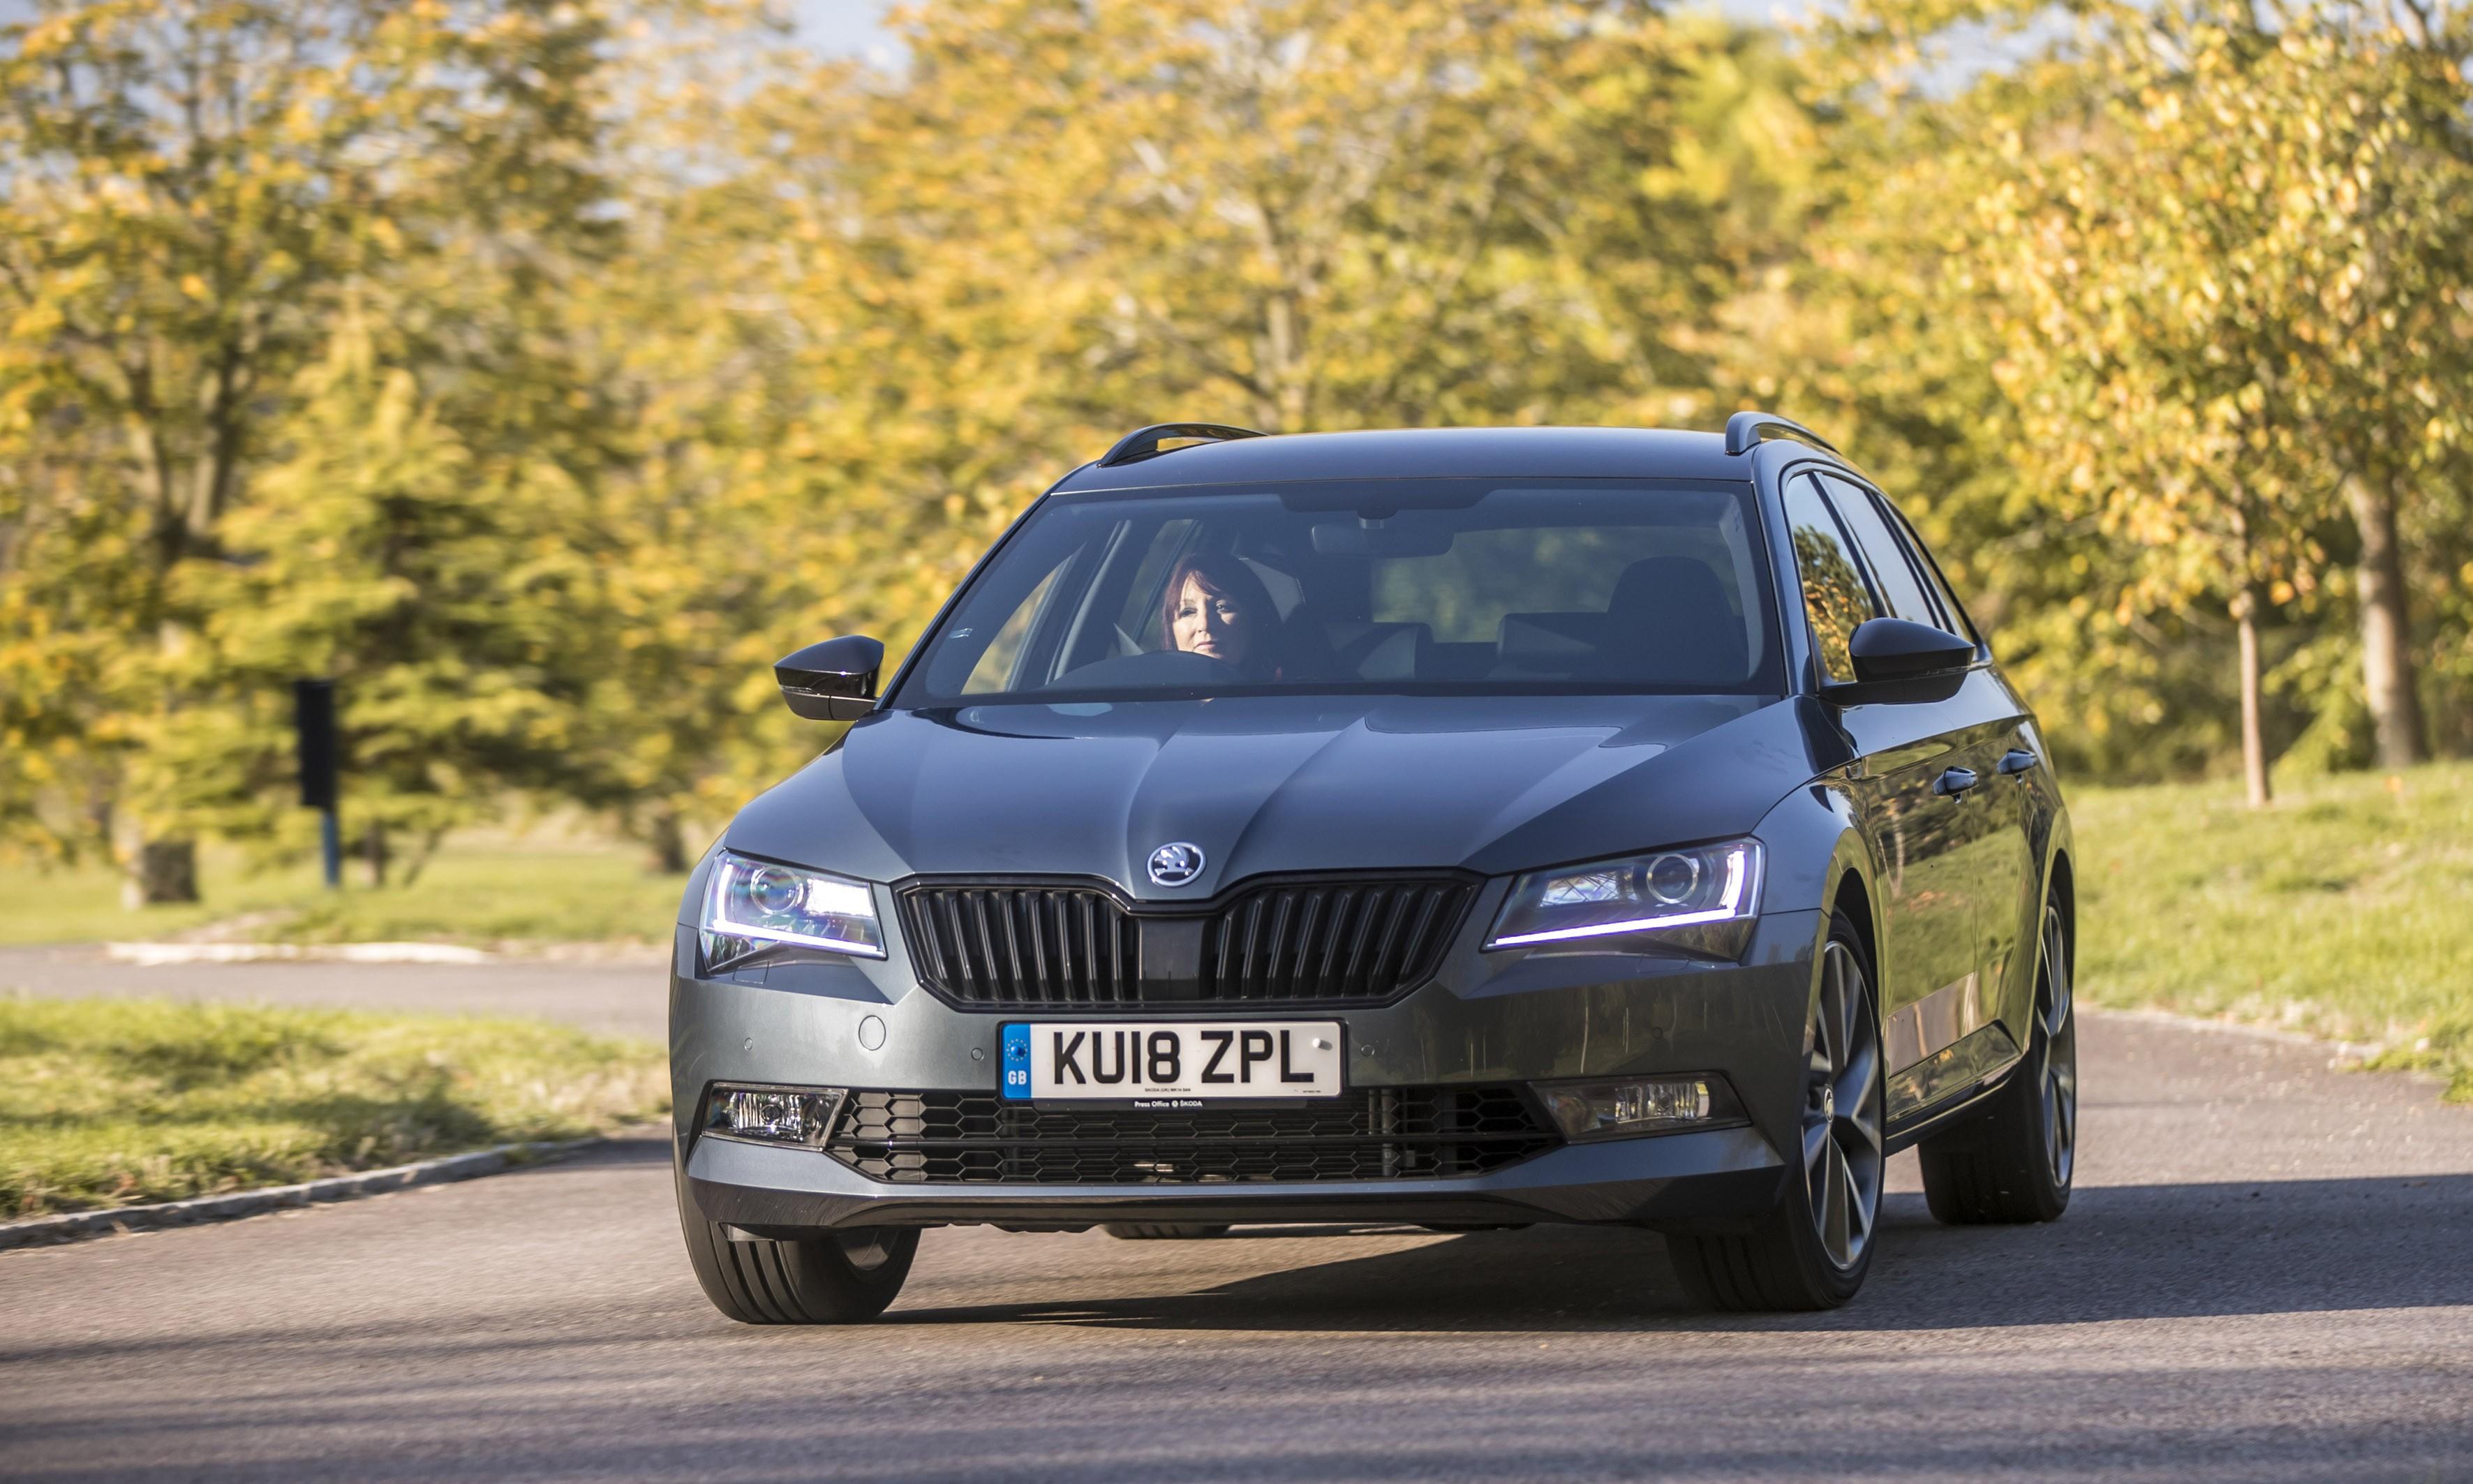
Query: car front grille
897 884 1142 1007
1201 878 1473 1004
893 876 1475 1010
826 1085 1557 1185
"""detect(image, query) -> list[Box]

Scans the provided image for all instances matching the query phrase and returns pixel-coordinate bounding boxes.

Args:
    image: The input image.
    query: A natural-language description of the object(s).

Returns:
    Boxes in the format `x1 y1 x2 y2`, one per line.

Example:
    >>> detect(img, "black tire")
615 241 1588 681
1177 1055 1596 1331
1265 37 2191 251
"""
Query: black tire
1919 899 2076 1225
1666 910 1885 1312
1101 1222 1231 1240
676 1168 918 1324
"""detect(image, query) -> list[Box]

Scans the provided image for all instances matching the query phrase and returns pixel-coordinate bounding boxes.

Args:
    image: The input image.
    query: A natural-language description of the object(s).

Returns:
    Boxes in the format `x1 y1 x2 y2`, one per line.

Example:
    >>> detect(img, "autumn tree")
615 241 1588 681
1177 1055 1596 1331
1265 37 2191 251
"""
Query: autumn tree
0 0 631 896
825 0 1780 441
1806 0 2473 798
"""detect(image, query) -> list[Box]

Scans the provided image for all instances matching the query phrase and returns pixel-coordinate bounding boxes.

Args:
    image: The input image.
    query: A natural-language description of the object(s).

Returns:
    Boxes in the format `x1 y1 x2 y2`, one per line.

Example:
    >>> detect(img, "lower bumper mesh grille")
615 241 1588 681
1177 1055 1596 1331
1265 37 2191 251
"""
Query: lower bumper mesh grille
826 1086 1558 1185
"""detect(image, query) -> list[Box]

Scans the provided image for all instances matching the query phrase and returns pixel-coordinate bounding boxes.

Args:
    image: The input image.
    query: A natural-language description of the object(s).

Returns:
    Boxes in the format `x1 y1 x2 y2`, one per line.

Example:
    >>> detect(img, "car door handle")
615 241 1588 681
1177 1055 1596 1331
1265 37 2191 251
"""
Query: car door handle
1997 748 2039 777
1933 766 1980 798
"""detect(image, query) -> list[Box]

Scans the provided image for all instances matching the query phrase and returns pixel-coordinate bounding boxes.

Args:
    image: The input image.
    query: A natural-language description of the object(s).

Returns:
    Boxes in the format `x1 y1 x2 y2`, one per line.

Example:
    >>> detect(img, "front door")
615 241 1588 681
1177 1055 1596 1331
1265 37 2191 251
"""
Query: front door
1824 474 2038 1071
1781 473 1988 1117
1850 725 1989 1103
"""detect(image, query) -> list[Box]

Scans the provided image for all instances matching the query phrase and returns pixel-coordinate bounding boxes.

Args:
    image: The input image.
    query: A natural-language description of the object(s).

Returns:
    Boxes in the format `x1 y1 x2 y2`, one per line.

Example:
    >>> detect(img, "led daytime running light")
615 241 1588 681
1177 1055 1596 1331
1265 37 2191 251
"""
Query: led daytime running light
1486 842 1759 950
703 852 886 959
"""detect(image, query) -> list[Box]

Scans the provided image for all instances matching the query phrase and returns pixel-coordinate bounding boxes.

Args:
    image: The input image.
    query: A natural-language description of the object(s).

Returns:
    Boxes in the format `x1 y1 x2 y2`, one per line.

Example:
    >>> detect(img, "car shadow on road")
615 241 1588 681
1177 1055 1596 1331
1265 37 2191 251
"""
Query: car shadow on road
884 1172 2473 1334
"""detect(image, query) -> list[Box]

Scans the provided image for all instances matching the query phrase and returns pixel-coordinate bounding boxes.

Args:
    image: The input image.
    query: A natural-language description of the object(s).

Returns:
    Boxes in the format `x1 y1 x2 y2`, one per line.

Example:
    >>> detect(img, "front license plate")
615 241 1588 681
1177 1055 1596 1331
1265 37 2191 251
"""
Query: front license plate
1001 1021 1345 1104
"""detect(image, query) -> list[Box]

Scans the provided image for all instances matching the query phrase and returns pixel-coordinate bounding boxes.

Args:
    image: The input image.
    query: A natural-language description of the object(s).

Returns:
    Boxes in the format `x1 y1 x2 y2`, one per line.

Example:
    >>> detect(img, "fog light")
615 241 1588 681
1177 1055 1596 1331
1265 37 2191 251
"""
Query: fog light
705 1084 845 1148
1533 1075 1742 1141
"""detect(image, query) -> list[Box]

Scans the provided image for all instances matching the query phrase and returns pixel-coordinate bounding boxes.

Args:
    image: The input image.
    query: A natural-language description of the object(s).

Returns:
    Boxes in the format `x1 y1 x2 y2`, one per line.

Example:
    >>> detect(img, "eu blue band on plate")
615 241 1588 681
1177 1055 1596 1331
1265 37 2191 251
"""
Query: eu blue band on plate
1000 1023 1032 1101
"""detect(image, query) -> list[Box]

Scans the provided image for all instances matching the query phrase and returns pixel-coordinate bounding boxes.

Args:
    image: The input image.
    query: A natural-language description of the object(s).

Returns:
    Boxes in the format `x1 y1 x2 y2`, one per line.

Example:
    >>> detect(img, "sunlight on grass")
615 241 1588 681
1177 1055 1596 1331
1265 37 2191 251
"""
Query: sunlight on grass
0 996 668 1218
2074 759 2473 1099
0 840 688 949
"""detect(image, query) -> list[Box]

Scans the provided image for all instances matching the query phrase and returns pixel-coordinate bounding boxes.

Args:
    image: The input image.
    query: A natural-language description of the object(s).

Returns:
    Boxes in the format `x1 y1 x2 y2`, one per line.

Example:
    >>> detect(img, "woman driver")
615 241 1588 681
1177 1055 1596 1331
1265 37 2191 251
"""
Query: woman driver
1162 551 1286 679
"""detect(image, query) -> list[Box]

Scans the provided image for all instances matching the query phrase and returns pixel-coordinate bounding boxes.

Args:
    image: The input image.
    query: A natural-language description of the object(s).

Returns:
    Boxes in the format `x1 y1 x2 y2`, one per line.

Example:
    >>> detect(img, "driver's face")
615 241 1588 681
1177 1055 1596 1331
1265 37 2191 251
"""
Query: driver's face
1171 574 1254 665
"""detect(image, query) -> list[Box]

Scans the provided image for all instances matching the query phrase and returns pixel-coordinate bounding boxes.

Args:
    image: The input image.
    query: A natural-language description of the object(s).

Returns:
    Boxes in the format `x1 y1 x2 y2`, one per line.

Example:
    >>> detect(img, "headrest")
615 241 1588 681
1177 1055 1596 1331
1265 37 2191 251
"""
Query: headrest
1609 557 1730 621
1603 558 1748 685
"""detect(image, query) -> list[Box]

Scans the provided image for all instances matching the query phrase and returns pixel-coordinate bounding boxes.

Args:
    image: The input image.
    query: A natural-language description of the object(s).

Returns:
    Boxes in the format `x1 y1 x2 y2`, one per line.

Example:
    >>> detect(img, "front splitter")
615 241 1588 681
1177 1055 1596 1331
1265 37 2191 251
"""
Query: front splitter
685 1122 1785 1232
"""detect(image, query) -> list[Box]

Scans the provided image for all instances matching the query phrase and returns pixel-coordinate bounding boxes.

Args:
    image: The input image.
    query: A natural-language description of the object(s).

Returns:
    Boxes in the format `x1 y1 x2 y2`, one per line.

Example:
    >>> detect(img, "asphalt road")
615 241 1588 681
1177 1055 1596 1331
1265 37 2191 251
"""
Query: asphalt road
2 957 2470 1481
0 944 669 1039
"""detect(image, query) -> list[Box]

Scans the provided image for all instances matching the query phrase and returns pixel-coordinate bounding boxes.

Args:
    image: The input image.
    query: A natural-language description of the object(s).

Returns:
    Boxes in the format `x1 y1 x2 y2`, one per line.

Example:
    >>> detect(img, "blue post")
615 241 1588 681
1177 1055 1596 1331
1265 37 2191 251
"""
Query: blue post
295 678 341 889
319 807 341 889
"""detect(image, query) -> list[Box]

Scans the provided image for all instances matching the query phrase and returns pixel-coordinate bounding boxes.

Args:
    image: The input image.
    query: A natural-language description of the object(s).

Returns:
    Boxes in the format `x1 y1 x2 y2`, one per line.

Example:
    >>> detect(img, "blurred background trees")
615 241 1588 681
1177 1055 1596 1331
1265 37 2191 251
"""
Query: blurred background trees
3 0 2469 903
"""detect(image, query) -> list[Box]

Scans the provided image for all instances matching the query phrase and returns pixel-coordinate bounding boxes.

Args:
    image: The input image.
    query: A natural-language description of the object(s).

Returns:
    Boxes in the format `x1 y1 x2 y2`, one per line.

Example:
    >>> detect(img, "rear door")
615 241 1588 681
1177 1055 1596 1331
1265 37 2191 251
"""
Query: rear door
1781 473 1980 1102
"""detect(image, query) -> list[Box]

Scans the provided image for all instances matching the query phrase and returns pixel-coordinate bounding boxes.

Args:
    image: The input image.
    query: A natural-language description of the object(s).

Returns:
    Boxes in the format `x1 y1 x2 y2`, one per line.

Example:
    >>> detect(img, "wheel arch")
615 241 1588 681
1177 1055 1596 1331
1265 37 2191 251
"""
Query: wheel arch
2045 846 2076 942
1754 778 1883 1015
1829 862 1880 983
2041 806 2077 957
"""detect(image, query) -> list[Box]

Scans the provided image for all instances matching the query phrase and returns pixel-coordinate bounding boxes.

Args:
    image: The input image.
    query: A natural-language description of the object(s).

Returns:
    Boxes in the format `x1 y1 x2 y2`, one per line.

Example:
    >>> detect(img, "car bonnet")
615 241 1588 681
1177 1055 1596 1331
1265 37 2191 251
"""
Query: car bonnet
722 693 1834 896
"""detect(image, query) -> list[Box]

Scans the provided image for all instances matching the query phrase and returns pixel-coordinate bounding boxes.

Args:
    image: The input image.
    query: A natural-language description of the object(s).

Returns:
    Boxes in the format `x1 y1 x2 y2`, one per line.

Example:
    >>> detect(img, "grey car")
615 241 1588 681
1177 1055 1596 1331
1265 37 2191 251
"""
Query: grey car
669 415 2078 1321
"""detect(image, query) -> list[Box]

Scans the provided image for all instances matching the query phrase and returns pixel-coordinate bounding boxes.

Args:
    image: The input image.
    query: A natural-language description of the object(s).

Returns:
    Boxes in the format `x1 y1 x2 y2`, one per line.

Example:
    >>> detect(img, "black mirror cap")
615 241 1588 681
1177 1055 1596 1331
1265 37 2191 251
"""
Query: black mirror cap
776 635 884 722
1848 616 1975 682
1820 617 1976 704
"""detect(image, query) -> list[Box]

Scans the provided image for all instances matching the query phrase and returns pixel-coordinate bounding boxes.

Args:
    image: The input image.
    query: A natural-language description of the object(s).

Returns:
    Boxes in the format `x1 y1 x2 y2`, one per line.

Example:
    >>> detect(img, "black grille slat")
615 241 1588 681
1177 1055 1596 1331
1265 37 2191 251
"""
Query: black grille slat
826 1085 1557 1185
1316 888 1357 993
1341 888 1386 992
896 877 1473 1011
1261 893 1296 999
1202 877 1472 1007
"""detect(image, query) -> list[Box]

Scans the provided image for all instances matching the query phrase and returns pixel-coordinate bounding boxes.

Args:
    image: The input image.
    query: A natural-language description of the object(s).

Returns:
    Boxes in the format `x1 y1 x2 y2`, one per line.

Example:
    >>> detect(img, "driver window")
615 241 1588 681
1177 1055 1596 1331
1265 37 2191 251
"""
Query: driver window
1783 475 1878 684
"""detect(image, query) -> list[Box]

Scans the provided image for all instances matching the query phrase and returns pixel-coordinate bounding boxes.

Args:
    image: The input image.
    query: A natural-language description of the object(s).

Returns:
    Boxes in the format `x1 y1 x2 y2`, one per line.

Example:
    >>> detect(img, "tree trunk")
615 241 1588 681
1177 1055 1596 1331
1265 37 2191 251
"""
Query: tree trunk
2233 586 2271 808
652 810 691 875
2341 473 2426 768
122 838 200 907
364 821 389 888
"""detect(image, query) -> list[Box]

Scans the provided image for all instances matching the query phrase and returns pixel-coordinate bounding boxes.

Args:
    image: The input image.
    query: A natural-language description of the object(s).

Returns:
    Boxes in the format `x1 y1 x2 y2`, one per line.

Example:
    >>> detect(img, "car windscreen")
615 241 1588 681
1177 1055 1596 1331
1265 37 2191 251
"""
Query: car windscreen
891 478 1783 706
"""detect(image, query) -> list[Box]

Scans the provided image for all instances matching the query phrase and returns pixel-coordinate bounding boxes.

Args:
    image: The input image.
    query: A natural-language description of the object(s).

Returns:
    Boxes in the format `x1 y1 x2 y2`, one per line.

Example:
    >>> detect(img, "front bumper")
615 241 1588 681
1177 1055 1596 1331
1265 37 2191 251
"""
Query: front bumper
687 1120 1783 1231
669 907 1824 1232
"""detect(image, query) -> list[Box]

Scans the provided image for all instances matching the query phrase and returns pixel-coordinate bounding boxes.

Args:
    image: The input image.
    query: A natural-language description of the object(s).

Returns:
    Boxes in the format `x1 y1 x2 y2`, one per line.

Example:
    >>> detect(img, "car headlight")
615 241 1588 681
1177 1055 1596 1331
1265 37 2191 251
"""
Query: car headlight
701 850 886 970
1484 840 1762 958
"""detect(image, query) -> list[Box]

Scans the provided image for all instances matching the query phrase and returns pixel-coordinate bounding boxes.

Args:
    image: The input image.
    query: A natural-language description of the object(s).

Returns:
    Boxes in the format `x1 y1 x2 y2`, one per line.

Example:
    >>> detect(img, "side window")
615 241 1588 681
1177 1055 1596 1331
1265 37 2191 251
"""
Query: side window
1880 500 1982 647
1782 475 1878 683
1818 474 1940 628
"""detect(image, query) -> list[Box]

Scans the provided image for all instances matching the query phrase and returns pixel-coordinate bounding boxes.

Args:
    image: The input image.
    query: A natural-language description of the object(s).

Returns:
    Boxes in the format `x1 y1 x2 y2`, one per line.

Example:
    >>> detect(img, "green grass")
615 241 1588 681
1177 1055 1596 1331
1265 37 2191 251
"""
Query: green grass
2074 759 2473 1100
0 997 668 1218
3 767 2465 1101
0 841 688 948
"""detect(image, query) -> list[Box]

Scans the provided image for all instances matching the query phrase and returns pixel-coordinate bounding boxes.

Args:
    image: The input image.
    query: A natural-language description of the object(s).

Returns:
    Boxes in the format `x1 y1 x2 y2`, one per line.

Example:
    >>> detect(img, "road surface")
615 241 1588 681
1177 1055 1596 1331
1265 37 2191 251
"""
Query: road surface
1 954 2468 1481
0 944 667 1039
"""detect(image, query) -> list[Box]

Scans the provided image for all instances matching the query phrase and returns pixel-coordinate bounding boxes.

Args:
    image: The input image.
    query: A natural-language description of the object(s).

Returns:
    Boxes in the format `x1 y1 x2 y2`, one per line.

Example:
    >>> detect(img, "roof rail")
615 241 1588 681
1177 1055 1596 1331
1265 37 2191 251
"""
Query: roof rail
1096 422 1266 468
1723 410 1839 457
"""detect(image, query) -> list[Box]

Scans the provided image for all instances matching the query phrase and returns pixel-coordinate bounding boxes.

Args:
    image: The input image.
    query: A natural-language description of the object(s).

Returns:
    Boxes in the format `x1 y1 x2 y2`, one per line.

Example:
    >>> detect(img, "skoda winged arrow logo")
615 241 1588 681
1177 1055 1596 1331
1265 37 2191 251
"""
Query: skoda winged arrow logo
1147 842 1205 887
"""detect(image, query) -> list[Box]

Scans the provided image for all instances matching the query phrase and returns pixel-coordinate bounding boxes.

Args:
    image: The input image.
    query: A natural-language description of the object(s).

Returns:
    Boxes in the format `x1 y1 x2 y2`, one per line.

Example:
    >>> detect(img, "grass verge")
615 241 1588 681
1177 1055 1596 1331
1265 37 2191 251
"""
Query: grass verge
0 996 668 1219
2074 759 2473 1101
0 843 687 949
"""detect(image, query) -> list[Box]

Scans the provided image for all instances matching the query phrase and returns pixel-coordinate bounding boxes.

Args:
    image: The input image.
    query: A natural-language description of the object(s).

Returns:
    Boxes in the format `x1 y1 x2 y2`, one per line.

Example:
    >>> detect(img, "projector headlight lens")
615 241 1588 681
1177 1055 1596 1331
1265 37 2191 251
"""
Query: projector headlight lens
701 850 886 968
1485 840 1761 954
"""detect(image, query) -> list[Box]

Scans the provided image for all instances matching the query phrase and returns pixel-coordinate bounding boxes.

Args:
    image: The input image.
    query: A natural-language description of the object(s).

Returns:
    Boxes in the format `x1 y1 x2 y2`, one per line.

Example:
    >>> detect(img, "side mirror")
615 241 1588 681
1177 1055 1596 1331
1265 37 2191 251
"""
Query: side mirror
1848 617 1975 683
776 635 884 722
1823 617 1975 704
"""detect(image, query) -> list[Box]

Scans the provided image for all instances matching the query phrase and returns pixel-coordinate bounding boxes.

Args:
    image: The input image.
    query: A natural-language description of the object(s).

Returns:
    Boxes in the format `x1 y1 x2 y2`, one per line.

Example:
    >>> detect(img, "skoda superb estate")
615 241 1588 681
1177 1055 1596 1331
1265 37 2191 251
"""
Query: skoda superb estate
671 415 2077 1321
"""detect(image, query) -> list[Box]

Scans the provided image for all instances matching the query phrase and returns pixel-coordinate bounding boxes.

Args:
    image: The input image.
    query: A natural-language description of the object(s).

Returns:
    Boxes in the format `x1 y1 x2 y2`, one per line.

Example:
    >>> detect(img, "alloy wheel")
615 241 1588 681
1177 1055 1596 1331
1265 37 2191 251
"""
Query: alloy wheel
2035 905 2077 1189
1804 940 1885 1269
